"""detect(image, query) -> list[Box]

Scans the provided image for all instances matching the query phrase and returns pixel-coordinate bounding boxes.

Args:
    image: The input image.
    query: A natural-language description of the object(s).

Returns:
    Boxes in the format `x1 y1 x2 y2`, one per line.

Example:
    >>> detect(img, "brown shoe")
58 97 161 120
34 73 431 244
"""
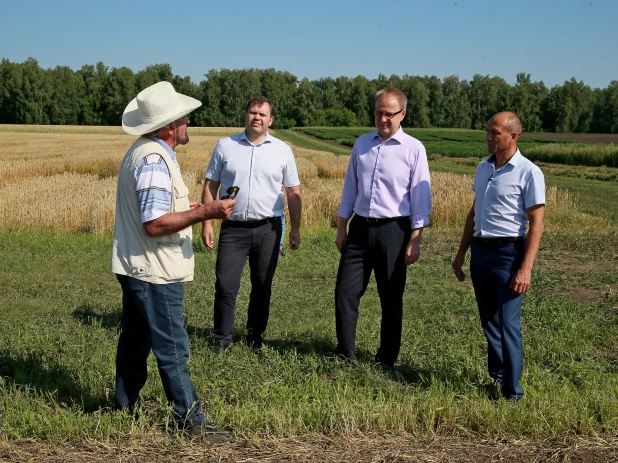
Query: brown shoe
184 424 234 443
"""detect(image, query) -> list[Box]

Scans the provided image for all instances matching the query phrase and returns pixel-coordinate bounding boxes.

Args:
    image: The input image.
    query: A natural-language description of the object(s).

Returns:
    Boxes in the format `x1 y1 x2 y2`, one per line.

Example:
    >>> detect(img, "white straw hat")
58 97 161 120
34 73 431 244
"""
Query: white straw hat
122 81 202 136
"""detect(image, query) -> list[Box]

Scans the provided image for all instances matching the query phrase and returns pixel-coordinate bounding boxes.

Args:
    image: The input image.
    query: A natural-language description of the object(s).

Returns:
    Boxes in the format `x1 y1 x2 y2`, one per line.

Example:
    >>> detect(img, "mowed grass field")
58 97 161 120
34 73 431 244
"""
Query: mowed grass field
1 125 618 461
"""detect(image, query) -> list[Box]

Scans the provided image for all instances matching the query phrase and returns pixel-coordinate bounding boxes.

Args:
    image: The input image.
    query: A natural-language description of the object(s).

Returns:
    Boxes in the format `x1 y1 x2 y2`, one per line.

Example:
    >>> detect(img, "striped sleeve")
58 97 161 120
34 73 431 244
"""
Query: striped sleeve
134 154 172 223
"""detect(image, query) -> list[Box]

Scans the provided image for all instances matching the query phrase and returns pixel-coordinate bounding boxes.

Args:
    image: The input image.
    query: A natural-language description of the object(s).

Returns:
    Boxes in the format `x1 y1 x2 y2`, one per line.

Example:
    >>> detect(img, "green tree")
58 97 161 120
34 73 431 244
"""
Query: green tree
293 78 321 126
48 65 83 125
102 66 136 126
543 78 596 133
135 64 174 92
196 69 225 127
468 75 510 129
260 68 298 128
0 58 18 123
314 77 340 110
307 108 357 127
510 73 547 132
603 81 618 134
9 58 51 124
76 63 105 125
442 75 471 128
400 75 430 128
423 75 445 127
349 75 372 126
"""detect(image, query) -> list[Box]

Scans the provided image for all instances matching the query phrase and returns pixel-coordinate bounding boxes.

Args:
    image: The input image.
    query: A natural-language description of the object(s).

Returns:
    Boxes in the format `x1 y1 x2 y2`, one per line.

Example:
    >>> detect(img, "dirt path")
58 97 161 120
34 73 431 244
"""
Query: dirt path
296 130 352 149
2 436 617 462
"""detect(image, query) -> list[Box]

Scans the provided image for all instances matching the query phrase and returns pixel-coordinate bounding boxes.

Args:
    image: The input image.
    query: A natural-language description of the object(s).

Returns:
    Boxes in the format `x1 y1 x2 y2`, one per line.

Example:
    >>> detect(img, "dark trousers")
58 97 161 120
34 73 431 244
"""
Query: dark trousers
470 238 526 400
114 274 204 428
335 215 411 367
213 218 282 345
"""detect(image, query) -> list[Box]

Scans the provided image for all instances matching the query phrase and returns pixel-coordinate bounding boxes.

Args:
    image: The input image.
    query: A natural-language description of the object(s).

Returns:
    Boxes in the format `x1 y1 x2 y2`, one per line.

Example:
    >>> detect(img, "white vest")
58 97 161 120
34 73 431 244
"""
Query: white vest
110 137 194 284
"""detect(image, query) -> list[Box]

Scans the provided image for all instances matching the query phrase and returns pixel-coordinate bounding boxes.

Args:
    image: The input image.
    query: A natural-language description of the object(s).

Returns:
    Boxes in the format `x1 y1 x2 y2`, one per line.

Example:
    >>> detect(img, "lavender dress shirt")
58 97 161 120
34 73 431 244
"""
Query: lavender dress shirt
338 128 432 229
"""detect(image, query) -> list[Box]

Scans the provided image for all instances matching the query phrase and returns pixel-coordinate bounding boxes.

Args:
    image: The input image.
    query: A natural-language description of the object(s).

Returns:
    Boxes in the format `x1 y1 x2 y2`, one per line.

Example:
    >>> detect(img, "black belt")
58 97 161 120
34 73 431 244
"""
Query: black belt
225 217 280 228
474 236 524 247
355 215 409 224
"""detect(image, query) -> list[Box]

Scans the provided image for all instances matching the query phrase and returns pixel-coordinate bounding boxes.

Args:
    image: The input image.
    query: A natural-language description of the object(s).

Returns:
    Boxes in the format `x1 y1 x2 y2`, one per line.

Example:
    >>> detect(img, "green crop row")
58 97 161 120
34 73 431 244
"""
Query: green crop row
294 128 617 167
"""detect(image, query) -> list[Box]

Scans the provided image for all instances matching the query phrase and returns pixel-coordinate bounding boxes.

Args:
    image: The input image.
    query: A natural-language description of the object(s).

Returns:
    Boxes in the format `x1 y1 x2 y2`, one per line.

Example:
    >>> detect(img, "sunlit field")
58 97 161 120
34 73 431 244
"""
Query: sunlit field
0 128 592 234
1 125 617 461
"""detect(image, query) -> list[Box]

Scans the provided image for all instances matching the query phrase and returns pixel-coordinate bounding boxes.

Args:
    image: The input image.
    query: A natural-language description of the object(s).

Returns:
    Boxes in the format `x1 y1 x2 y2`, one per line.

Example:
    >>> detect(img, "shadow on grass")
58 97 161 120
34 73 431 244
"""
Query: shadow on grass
264 336 337 357
0 349 109 413
72 306 249 349
390 362 479 390
70 307 479 392
72 305 121 331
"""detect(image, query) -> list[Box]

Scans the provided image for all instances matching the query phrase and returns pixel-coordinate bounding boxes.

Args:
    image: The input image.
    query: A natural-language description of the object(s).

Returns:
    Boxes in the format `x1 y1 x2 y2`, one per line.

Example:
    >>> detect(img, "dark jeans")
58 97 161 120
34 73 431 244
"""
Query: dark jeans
470 238 526 400
213 217 282 346
335 215 411 367
115 274 204 428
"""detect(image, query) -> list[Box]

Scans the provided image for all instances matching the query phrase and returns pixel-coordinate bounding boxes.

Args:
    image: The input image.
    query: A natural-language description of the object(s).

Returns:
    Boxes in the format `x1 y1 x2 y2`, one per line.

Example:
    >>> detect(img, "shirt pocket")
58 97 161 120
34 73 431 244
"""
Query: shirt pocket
157 239 185 253
173 183 190 212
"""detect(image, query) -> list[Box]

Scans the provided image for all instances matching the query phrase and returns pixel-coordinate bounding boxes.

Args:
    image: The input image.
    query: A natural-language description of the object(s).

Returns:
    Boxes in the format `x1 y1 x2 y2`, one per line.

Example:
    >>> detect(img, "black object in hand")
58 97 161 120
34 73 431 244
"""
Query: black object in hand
222 186 239 200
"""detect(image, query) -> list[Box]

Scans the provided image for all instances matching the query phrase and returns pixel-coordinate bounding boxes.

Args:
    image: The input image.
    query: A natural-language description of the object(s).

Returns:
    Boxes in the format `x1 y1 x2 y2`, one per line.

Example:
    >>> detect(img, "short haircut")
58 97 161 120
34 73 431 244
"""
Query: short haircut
245 97 274 117
375 88 407 111
145 124 169 138
505 114 523 135
491 111 523 135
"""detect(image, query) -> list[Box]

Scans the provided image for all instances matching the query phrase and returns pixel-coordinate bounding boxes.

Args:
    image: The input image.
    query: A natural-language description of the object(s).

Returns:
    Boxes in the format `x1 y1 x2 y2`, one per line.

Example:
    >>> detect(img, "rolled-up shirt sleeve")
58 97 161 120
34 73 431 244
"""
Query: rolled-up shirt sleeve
409 144 432 229
337 146 359 219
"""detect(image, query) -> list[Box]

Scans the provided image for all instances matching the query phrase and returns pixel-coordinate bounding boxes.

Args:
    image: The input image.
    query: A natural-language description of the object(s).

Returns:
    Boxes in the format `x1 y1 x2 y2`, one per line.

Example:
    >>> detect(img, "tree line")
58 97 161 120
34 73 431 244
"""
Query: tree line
1 57 617 133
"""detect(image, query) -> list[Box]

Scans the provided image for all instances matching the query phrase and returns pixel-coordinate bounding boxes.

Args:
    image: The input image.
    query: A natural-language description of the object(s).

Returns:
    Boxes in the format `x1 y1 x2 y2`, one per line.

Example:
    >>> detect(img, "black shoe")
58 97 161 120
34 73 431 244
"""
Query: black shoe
476 378 502 400
245 336 263 350
184 424 234 443
330 353 355 366
211 342 229 355
374 361 394 374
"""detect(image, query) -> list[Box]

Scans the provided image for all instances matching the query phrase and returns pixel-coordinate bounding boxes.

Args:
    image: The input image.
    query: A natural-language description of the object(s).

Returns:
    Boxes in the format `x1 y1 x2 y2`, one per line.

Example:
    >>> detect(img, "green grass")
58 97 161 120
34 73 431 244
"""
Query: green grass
429 158 618 222
297 127 565 146
526 143 618 167
1 223 618 444
273 129 352 156
291 127 618 167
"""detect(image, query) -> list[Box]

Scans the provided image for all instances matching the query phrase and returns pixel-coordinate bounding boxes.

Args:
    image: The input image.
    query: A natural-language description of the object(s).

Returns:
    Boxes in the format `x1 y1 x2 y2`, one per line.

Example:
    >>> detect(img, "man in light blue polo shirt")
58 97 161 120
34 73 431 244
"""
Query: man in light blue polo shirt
202 97 302 351
452 111 545 402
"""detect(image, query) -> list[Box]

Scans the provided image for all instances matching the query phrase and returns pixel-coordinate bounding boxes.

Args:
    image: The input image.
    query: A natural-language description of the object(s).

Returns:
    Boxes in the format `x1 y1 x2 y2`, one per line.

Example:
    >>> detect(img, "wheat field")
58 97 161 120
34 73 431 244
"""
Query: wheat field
0 128 594 235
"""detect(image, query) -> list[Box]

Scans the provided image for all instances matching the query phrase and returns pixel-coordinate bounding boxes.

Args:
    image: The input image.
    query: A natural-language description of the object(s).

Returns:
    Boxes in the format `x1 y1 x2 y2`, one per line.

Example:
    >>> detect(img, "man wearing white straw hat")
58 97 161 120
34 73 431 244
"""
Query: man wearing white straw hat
111 81 236 440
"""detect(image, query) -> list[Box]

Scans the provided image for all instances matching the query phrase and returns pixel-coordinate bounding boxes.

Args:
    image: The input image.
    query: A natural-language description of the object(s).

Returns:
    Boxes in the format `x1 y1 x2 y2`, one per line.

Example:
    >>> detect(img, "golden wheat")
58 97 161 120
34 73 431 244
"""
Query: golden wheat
0 172 116 234
544 185 607 230
429 172 474 230
291 147 349 179
296 157 319 181
0 129 600 235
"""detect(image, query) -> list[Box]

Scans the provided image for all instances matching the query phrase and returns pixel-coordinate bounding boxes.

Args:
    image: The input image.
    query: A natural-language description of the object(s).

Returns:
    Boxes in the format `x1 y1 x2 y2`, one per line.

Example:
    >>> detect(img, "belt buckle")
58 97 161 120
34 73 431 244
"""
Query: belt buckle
366 217 379 223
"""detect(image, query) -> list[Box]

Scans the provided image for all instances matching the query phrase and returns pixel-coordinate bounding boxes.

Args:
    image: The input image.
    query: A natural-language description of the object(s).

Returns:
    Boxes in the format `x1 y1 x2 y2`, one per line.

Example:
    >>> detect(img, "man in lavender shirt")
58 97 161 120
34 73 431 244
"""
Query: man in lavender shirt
335 88 432 368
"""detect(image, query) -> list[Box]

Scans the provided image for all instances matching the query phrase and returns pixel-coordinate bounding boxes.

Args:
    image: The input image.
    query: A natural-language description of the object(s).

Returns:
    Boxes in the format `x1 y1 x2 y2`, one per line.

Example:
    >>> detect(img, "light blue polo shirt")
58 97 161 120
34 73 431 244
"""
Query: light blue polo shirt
134 136 180 223
205 131 300 221
472 150 545 238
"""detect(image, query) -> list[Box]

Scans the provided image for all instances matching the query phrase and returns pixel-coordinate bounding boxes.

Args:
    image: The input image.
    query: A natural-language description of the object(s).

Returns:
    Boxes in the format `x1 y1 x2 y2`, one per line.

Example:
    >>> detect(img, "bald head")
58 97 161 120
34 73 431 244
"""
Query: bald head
485 111 522 158
490 112 523 135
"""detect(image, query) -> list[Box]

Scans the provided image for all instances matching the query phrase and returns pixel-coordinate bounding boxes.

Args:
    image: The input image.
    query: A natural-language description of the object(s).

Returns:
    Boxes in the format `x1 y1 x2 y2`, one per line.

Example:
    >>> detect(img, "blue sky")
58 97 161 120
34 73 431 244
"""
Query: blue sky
1 0 616 88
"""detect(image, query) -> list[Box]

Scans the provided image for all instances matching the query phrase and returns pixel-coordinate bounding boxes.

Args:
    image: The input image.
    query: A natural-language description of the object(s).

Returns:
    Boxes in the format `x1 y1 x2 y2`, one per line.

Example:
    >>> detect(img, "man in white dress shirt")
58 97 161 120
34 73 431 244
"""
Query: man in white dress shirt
202 97 302 351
